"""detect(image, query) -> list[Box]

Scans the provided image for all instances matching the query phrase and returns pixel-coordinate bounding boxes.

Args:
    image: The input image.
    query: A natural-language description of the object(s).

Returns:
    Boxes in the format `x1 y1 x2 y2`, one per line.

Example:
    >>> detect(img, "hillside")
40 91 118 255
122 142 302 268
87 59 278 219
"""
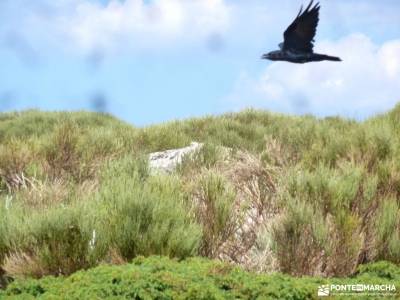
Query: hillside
0 106 399 297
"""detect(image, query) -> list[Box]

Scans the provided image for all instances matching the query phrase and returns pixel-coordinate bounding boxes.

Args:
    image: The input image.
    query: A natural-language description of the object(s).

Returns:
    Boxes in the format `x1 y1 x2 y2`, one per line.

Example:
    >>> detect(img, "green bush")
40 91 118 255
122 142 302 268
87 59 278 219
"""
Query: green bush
272 199 328 276
3 207 99 278
177 143 221 175
193 172 236 258
0 140 34 192
44 121 82 179
95 157 201 260
374 198 400 263
0 205 9 264
1 257 399 300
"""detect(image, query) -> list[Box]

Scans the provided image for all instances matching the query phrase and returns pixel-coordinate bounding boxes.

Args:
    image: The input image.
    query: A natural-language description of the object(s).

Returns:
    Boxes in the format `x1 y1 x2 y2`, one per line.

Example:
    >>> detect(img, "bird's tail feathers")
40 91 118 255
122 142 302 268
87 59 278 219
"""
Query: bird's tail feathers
315 54 342 62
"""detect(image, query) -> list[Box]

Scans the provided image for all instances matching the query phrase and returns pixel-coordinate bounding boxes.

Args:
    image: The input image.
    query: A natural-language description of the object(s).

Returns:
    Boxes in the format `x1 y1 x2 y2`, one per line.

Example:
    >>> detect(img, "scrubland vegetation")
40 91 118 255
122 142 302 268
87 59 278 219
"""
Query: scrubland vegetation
0 105 399 298
1 257 399 299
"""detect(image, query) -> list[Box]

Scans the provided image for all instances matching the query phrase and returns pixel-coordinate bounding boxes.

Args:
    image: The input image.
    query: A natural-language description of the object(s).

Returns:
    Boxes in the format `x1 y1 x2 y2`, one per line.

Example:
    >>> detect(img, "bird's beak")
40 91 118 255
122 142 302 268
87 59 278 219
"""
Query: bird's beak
261 53 269 59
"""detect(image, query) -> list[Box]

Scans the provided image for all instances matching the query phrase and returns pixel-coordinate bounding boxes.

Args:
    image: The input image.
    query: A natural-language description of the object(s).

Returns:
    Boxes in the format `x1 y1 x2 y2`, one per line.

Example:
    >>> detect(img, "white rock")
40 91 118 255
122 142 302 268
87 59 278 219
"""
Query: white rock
148 142 203 174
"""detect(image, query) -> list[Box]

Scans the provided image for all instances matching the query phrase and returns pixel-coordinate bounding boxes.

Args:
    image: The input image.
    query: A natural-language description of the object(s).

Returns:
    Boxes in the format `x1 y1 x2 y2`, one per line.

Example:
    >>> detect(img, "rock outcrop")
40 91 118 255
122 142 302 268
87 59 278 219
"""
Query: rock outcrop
148 142 203 174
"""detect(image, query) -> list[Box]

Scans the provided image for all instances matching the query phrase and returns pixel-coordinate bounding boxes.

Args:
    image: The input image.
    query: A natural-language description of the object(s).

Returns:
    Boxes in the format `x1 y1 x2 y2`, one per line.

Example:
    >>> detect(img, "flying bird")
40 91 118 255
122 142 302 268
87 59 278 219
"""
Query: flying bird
262 1 341 63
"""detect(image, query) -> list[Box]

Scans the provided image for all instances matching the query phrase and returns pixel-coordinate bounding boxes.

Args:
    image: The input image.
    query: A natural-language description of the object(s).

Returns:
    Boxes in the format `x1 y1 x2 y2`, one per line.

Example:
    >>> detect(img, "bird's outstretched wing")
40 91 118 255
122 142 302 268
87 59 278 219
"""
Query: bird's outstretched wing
282 1 320 53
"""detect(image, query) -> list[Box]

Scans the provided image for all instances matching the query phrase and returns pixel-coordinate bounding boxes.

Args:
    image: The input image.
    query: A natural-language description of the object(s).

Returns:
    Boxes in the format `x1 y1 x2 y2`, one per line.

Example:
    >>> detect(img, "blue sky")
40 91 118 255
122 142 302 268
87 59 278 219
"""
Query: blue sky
0 0 399 125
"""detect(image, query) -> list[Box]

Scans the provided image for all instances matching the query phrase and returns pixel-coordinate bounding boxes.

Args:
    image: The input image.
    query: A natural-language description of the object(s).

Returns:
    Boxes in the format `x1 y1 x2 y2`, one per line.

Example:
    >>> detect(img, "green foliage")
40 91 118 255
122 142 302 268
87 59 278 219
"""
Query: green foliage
272 199 328 276
96 157 201 260
1 257 399 300
375 198 400 263
0 110 131 141
177 143 221 174
356 261 400 281
0 140 34 192
44 121 82 179
4 206 99 278
0 205 9 264
193 172 236 258
1 105 400 280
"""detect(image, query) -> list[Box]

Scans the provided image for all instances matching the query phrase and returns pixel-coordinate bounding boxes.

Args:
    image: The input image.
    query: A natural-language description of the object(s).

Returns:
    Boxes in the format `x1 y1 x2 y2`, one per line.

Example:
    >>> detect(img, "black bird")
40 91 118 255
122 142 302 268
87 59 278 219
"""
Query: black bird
262 1 341 63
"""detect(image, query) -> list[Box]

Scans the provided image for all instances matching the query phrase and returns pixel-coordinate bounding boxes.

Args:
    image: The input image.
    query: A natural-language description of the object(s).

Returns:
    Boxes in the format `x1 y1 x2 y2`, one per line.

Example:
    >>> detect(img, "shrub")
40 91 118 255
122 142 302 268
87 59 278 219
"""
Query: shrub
356 260 400 280
191 171 237 258
272 199 328 276
280 160 400 275
0 206 9 289
1 257 399 300
0 205 10 265
177 143 221 175
96 157 201 260
10 178 71 210
326 212 363 276
374 198 400 263
0 140 33 192
1 106 400 280
3 207 99 278
44 121 82 180
0 205 9 289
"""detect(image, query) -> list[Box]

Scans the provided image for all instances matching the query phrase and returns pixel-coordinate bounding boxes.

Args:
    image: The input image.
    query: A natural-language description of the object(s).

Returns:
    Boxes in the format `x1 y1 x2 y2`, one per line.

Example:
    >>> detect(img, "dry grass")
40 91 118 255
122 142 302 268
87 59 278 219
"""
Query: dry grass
3 251 47 279
0 141 34 193
14 179 69 209
106 248 128 266
324 215 365 276
190 171 237 258
182 148 279 270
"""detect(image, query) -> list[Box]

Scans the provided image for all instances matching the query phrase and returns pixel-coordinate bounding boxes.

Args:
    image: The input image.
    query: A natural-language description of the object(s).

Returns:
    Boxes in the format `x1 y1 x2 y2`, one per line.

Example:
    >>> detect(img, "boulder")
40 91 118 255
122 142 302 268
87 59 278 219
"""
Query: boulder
148 142 203 174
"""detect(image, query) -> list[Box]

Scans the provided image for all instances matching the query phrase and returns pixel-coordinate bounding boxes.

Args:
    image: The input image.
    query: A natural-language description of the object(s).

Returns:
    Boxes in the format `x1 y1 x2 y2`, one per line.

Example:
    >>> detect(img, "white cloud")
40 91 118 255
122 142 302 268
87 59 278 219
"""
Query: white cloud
1 0 399 120
2 0 231 55
225 34 400 119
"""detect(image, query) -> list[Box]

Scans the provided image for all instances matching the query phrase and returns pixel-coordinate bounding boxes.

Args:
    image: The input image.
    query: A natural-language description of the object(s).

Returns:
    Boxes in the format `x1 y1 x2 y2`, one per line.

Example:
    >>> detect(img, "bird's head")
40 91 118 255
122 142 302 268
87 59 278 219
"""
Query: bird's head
261 51 280 61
